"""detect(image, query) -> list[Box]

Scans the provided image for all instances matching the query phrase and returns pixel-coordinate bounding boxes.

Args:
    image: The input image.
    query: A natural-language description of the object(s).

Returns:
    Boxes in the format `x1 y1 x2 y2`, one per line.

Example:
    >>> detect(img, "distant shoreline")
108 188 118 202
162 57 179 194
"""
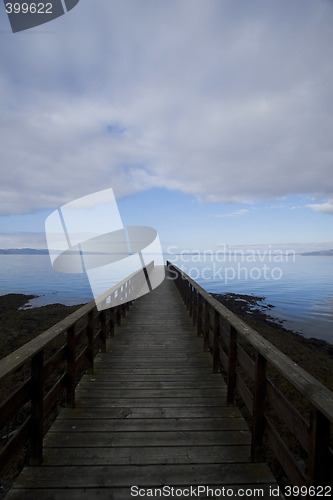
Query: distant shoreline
1 248 333 256
0 249 112 255
0 248 49 254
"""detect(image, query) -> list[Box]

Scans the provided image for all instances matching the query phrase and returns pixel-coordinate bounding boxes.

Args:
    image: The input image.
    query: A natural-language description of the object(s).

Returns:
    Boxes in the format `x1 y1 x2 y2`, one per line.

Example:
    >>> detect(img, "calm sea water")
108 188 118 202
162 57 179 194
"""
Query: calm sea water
0 254 332 343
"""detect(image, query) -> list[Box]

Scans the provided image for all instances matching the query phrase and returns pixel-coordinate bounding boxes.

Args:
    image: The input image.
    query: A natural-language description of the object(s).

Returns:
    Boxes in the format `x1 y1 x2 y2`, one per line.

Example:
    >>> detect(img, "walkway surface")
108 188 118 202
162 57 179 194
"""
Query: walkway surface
6 276 278 499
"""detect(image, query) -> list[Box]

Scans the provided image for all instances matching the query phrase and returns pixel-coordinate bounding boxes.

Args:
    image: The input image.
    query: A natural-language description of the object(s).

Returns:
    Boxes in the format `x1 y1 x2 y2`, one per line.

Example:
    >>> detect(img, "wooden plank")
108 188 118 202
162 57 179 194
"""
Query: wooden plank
265 417 307 487
43 344 66 380
42 445 250 466
43 373 66 416
11 463 276 488
106 351 204 356
0 378 30 429
74 397 227 408
43 430 251 447
236 372 253 413
97 362 213 369
90 369 218 375
74 388 226 398
0 417 31 477
91 371 219 378
266 378 310 452
58 406 240 419
77 379 224 389
49 417 248 432
5 485 278 500
237 343 255 380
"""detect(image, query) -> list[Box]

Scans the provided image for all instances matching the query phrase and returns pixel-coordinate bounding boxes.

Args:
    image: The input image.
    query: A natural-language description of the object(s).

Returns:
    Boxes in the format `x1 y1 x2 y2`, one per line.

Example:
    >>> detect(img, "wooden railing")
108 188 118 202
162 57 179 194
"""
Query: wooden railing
0 262 152 476
167 261 333 488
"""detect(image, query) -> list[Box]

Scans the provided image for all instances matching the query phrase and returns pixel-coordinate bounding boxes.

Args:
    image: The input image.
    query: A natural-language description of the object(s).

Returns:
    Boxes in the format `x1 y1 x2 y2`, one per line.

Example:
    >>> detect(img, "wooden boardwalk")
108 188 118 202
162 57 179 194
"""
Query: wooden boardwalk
6 277 279 499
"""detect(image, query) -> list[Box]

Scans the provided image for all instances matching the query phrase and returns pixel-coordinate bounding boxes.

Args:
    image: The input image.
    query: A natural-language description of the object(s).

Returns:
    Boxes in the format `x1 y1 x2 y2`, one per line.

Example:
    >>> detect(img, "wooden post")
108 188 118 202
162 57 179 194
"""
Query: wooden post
227 325 237 404
66 324 76 407
87 310 94 374
186 283 191 311
203 300 210 352
109 308 115 337
30 351 44 466
116 306 122 326
308 406 331 485
212 309 220 373
183 278 188 305
180 274 185 299
192 290 197 325
100 310 107 353
196 295 202 337
251 352 267 462
187 284 191 313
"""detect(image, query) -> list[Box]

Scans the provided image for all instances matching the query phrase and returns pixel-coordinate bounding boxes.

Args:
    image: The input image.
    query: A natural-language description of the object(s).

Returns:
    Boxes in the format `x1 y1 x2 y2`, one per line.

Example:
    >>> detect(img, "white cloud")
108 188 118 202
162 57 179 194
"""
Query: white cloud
1 0 333 215
308 200 333 214
216 209 249 218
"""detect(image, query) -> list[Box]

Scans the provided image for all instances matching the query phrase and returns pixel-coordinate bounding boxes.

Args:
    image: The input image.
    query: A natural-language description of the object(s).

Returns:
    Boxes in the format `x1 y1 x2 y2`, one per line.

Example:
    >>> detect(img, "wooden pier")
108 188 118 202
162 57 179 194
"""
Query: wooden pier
1 263 333 498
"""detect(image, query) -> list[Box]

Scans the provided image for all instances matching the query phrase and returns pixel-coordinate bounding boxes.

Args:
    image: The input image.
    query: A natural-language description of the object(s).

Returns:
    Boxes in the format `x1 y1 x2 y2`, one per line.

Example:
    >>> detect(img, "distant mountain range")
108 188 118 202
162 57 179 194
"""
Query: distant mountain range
1 248 333 256
0 248 124 255
0 248 49 254
300 249 333 256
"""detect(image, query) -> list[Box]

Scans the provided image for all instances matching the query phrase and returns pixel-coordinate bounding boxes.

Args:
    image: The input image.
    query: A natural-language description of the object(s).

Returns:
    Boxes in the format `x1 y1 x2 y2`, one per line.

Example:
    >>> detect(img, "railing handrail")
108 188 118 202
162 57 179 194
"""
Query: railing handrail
0 262 153 382
167 261 333 422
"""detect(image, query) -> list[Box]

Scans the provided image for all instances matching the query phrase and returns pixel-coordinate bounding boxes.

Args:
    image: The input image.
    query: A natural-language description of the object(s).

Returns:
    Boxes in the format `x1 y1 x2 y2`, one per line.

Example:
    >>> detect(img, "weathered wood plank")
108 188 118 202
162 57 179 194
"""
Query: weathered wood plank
74 397 227 407
94 367 219 376
49 417 248 432
42 445 251 466
77 379 224 389
11 463 276 488
5 484 280 500
74 388 226 398
43 430 251 447
58 406 238 419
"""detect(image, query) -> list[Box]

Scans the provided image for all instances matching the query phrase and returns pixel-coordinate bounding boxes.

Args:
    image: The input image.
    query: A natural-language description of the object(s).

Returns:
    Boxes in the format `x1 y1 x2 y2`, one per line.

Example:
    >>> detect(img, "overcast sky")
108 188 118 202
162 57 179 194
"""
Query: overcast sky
0 0 332 251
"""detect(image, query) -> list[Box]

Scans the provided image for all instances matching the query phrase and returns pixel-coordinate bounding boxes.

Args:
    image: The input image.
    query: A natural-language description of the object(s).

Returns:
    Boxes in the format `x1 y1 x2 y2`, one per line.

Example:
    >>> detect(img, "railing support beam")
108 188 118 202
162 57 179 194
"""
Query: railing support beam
66 324 76 408
252 352 267 462
100 310 107 353
213 310 220 373
227 325 237 404
87 310 95 374
308 406 331 485
30 351 44 466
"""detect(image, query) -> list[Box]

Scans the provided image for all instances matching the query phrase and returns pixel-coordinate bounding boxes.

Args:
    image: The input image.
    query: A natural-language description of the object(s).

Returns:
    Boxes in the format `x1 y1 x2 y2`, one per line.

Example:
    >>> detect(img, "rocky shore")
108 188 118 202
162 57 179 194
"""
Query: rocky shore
212 292 333 391
0 294 84 361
